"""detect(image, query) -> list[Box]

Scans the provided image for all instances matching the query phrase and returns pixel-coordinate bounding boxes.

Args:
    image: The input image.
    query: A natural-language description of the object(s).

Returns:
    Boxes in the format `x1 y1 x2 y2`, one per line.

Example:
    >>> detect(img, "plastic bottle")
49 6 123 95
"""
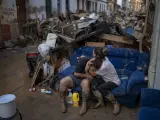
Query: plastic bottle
41 89 52 95
45 90 52 95
72 92 80 107
67 89 72 104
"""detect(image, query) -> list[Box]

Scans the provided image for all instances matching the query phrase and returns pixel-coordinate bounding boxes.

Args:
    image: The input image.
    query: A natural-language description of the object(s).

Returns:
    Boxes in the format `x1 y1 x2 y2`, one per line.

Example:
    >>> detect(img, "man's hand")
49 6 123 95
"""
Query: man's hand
86 74 93 80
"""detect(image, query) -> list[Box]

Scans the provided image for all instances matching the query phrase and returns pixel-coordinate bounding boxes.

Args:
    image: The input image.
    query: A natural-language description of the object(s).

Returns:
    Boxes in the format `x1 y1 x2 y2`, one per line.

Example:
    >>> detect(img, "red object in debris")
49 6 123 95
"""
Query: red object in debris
1 24 11 41
27 53 38 57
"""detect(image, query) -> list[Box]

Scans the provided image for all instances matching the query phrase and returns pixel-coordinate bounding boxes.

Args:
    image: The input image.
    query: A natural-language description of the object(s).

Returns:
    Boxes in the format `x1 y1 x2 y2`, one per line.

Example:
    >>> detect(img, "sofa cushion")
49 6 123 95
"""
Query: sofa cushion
138 107 160 120
70 47 140 71
108 57 137 71
112 79 128 96
58 66 76 78
107 48 139 58
116 69 132 78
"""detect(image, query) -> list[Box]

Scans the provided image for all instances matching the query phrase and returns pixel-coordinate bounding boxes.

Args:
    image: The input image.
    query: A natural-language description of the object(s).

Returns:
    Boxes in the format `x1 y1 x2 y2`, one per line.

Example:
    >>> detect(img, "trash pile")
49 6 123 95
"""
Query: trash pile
25 9 150 94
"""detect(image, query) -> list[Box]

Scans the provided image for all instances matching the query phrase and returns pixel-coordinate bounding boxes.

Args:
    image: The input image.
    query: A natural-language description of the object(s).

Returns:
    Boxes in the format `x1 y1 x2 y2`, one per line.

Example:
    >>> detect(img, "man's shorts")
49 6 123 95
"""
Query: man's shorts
70 75 82 87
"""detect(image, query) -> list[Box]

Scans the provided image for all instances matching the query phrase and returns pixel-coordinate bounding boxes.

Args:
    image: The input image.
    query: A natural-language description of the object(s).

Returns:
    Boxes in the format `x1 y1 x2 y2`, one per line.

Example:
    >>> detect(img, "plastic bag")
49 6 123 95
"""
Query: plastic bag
38 43 50 58
58 58 71 73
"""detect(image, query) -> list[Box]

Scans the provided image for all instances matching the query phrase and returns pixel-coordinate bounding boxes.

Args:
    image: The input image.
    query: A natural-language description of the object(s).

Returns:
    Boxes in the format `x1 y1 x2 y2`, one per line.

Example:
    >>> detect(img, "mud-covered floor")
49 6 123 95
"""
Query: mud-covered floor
0 47 138 120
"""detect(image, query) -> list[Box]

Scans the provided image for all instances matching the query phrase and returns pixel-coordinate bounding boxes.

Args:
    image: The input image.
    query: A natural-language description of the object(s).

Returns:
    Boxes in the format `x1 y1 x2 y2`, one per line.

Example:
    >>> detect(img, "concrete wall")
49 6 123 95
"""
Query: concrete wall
26 0 46 21
117 0 123 7
97 1 107 12
0 0 17 24
148 0 160 89
70 0 77 13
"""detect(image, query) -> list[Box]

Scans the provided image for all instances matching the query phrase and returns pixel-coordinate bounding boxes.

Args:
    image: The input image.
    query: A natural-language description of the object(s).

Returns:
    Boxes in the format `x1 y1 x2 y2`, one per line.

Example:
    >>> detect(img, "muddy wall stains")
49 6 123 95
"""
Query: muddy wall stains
0 0 17 24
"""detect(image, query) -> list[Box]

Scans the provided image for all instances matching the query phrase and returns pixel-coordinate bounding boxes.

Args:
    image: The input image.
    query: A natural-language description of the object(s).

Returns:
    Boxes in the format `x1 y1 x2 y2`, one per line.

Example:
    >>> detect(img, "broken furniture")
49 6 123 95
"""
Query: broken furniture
100 34 134 45
138 88 160 120
57 46 149 108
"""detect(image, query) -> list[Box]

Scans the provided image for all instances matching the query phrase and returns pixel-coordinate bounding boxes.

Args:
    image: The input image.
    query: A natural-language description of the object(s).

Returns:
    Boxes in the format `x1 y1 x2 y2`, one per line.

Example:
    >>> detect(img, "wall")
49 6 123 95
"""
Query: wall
0 0 17 41
97 1 107 12
26 0 46 21
117 0 123 7
0 0 17 24
148 0 160 89
52 0 57 16
70 0 77 13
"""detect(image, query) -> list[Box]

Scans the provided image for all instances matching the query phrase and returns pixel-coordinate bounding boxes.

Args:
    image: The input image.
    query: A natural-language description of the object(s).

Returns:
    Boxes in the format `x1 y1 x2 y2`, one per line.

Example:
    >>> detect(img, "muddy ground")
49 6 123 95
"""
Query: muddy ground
0 46 138 120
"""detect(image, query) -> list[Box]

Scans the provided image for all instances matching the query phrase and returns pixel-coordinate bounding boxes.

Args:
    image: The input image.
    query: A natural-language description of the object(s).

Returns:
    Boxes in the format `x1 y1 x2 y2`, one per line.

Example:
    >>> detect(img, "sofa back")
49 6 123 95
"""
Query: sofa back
70 46 149 74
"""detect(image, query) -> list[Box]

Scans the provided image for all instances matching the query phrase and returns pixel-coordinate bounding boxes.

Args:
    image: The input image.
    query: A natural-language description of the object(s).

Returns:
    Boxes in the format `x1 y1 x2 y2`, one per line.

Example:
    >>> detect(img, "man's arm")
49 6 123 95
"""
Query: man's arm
74 72 87 78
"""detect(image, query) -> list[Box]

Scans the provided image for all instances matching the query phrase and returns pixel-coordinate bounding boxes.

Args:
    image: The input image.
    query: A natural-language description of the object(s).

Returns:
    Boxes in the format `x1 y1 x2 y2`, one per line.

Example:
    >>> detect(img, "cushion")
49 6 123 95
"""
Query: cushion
70 46 141 71
58 66 76 78
108 57 137 71
116 69 132 78
138 107 160 120
140 88 160 108
112 79 128 96
127 70 145 93
107 48 139 58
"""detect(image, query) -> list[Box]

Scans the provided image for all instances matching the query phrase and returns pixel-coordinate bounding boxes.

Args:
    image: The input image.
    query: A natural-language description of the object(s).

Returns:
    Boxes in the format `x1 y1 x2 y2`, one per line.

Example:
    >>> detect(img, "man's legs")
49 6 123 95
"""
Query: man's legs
59 76 74 113
80 79 90 115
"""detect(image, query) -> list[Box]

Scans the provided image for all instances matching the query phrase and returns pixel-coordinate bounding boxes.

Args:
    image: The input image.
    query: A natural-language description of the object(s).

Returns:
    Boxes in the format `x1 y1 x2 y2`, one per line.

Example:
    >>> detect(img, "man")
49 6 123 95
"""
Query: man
59 57 92 115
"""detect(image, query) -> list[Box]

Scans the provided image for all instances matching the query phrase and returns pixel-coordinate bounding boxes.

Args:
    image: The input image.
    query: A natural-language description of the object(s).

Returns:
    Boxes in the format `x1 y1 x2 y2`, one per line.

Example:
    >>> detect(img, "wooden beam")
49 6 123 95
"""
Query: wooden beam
99 34 133 45
85 42 105 47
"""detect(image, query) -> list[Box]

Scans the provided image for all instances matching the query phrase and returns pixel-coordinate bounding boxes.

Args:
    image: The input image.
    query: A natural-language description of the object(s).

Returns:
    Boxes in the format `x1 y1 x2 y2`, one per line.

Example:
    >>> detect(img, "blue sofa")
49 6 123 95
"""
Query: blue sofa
58 46 149 108
138 88 160 120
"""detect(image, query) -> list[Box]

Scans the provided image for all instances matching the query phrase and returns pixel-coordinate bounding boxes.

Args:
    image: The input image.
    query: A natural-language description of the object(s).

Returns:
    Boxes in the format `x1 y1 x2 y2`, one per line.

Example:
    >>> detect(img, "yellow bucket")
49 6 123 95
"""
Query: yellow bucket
72 92 80 107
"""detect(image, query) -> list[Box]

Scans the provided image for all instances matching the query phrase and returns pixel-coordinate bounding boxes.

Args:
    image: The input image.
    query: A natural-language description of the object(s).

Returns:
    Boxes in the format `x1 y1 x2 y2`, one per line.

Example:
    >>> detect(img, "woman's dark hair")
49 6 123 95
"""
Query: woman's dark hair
92 47 106 70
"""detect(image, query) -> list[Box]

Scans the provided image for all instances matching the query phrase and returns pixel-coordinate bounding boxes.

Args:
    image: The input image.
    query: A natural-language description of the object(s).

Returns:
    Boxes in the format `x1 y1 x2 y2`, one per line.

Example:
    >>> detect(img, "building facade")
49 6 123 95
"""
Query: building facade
0 0 109 41
117 0 130 9
130 0 142 11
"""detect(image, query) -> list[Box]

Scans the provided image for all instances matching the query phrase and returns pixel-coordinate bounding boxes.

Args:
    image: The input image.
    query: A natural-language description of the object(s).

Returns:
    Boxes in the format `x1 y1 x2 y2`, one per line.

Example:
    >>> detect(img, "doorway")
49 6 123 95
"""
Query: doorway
87 1 91 12
16 0 26 34
45 0 52 18
57 0 61 15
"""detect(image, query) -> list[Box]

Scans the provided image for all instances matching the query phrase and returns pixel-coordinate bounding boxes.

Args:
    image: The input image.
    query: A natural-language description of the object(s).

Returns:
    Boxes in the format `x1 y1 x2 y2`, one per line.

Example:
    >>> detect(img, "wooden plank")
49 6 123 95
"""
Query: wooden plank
99 34 133 45
85 42 105 47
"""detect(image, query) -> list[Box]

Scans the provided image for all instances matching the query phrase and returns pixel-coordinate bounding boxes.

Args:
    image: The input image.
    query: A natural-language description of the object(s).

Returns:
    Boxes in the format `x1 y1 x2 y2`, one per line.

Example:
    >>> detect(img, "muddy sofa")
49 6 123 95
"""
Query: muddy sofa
58 46 149 108
138 88 160 120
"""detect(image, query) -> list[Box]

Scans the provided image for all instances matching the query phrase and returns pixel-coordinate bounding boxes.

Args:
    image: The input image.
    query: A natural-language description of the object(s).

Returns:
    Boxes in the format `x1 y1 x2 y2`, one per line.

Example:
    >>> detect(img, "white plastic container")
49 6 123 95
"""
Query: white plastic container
0 94 16 118
67 89 72 104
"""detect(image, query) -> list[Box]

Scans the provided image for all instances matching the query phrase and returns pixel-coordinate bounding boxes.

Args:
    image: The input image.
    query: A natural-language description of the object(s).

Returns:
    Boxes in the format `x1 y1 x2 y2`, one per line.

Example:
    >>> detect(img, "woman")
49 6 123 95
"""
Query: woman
86 47 121 116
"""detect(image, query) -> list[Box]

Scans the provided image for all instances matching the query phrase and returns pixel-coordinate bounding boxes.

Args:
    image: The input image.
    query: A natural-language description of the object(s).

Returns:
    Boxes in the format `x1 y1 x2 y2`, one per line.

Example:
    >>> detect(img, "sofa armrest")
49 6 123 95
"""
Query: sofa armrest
140 88 160 108
127 70 145 93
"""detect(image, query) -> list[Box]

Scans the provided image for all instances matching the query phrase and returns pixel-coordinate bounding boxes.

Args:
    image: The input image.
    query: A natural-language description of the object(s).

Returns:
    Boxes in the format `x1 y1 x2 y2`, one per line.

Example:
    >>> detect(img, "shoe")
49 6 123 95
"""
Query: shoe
105 91 120 116
79 92 88 115
92 90 105 109
113 102 120 116
60 91 67 113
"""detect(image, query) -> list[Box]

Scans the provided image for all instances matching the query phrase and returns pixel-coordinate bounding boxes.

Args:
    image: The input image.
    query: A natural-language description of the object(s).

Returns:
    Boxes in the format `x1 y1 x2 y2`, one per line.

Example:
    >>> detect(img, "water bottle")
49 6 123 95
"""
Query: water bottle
67 89 72 104
45 90 52 95
41 89 52 95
